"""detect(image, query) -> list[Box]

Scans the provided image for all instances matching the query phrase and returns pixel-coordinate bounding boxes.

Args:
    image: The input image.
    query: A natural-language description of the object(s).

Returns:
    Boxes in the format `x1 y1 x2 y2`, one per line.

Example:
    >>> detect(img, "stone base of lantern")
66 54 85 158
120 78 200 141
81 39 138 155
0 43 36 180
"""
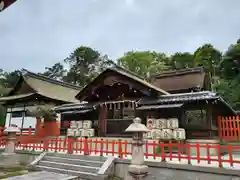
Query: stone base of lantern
125 164 150 180
0 153 20 168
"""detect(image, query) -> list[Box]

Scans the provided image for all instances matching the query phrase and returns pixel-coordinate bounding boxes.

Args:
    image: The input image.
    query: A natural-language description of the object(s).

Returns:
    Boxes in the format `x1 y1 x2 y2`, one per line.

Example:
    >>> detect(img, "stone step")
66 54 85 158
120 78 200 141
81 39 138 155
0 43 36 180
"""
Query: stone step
39 160 100 173
43 156 103 167
47 153 107 162
35 165 107 180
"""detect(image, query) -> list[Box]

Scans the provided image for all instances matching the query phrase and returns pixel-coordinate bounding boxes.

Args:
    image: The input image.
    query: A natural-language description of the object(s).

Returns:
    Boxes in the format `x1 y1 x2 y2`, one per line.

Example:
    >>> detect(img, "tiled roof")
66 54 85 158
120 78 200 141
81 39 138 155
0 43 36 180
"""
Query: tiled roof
4 69 82 103
0 93 35 102
151 67 209 92
138 91 218 105
54 102 94 112
76 67 169 100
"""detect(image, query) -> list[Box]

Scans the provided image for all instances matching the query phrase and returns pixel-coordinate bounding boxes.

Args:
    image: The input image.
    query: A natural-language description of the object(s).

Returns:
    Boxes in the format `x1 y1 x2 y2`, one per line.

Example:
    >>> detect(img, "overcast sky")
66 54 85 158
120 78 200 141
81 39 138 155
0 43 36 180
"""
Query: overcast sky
0 0 240 72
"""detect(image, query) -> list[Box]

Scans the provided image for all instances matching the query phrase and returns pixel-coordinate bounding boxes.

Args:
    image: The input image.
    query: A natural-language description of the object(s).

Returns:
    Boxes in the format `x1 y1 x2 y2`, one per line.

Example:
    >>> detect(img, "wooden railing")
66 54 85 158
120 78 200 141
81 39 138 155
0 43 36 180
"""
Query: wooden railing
218 116 240 141
0 137 239 168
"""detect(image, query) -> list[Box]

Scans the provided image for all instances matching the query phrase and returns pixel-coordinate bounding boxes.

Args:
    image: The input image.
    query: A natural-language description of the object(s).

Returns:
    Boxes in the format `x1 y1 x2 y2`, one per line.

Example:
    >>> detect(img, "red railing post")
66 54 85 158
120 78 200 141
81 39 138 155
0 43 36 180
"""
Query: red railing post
218 116 222 140
55 137 59 152
28 127 32 136
67 137 74 154
186 143 191 165
228 144 233 167
100 138 103 156
217 144 223 168
43 138 49 152
145 140 149 159
84 137 89 155
161 142 166 162
196 142 200 164
118 139 123 158
237 116 240 141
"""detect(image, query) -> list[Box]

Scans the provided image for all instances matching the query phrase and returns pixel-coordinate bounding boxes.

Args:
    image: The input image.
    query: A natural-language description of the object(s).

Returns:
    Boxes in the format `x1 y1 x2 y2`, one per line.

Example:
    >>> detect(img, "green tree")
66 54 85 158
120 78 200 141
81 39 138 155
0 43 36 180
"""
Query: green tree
117 51 170 80
64 46 110 86
42 63 67 80
214 77 240 109
221 39 240 79
193 44 222 76
170 52 194 69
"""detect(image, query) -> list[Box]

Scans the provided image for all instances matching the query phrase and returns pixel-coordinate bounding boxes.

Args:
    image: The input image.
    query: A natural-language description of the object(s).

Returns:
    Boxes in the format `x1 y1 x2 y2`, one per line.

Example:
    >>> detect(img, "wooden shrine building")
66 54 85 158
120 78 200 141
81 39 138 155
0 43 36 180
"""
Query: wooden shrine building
55 67 169 137
137 91 237 139
0 69 81 136
55 67 237 139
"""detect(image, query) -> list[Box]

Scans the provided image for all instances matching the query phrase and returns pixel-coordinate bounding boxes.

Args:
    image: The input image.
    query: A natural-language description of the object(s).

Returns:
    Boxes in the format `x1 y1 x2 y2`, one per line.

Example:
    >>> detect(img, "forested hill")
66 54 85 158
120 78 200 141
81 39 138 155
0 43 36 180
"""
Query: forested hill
1 39 240 125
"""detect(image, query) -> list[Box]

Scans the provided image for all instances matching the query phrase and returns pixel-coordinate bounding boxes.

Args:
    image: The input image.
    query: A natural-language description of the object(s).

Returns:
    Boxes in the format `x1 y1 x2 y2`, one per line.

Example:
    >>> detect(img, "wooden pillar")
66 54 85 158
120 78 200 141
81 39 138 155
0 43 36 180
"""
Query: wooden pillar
99 106 107 137
206 103 213 138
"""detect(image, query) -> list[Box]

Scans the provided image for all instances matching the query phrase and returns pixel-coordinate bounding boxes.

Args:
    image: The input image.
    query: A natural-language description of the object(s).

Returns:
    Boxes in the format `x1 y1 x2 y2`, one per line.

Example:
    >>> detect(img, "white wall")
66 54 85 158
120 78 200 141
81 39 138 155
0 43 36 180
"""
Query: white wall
5 106 36 129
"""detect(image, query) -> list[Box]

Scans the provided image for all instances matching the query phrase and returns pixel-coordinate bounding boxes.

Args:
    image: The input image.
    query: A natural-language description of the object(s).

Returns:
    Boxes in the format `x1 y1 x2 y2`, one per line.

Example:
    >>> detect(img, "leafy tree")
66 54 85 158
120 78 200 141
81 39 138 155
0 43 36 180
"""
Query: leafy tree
26 104 57 121
0 70 20 88
42 63 67 80
117 51 170 80
193 44 222 76
64 46 110 86
214 77 240 109
170 52 194 69
221 39 240 79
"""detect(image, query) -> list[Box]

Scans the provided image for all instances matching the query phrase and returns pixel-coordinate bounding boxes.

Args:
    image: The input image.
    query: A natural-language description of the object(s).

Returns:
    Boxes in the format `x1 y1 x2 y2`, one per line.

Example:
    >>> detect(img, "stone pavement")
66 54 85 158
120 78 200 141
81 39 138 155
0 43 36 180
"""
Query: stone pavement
2 171 78 180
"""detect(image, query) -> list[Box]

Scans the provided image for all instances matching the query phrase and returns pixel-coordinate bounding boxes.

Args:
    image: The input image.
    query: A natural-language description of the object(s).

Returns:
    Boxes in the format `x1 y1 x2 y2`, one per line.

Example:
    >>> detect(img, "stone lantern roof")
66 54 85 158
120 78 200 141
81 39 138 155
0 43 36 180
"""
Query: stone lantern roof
125 117 149 133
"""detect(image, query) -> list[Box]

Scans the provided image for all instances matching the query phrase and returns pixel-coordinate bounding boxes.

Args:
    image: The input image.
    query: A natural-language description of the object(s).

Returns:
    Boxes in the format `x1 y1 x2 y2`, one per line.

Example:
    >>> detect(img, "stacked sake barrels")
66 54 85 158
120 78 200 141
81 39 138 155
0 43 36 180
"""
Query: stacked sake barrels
145 118 186 141
67 120 95 138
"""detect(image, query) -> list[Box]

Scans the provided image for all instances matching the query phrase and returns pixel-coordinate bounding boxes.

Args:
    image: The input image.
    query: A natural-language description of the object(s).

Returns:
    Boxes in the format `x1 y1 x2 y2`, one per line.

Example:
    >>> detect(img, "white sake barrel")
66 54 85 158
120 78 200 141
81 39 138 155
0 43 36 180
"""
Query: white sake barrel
81 129 95 137
144 131 152 139
78 129 84 137
75 129 81 137
157 119 167 129
173 128 186 140
87 129 95 137
83 120 92 129
143 132 148 139
151 129 161 140
161 129 173 140
167 118 179 129
76 121 83 129
70 121 77 128
67 128 75 137
155 129 162 139
147 118 156 129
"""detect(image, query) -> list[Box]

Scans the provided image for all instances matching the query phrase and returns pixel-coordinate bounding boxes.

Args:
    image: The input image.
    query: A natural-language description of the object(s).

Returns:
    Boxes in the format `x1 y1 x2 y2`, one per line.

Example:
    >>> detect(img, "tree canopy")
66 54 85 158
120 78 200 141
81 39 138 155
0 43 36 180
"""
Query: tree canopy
0 39 240 120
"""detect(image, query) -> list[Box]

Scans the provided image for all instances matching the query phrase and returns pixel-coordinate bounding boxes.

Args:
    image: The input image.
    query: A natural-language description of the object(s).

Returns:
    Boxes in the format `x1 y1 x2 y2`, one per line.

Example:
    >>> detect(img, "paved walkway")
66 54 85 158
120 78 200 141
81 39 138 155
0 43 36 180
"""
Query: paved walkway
2 171 78 180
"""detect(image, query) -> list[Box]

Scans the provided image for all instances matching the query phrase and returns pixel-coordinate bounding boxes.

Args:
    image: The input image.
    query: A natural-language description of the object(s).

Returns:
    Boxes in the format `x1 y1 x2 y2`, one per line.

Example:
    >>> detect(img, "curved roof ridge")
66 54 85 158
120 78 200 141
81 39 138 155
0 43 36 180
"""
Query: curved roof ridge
21 69 82 90
152 67 204 78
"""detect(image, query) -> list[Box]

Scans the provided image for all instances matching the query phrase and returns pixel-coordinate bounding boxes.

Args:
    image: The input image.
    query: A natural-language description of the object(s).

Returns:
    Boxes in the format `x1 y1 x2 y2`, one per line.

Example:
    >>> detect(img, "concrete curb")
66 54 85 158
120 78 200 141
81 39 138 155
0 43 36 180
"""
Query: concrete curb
29 152 47 167
116 159 240 177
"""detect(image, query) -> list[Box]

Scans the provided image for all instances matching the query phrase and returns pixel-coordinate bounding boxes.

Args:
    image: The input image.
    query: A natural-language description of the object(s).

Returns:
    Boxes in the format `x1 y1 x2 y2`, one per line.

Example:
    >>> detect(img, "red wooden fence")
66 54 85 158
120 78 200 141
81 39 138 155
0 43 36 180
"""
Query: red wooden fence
218 116 240 141
1 136 240 168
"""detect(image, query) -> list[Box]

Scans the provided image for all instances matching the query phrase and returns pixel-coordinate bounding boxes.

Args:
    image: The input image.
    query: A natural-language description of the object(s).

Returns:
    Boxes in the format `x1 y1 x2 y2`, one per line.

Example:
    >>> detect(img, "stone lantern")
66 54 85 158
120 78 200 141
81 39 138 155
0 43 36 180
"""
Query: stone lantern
0 124 21 167
125 117 150 180
3 124 20 155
